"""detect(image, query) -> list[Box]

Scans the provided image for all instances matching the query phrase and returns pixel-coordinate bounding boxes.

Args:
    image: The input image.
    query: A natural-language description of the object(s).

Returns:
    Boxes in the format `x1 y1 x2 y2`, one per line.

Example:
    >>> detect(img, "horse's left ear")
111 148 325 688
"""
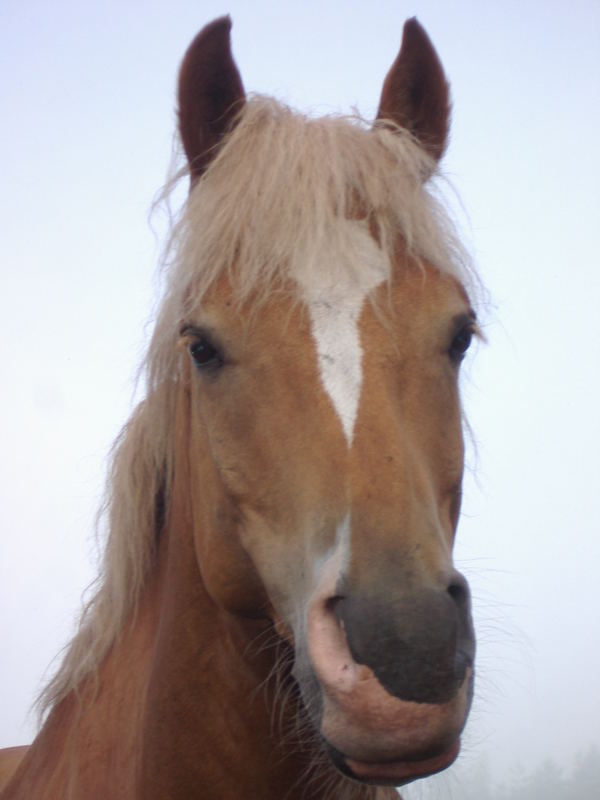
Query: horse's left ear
377 18 450 163
178 16 246 182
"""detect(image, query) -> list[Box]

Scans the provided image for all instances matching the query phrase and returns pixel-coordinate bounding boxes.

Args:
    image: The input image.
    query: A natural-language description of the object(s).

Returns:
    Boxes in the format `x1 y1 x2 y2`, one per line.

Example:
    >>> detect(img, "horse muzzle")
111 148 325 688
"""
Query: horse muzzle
294 565 475 786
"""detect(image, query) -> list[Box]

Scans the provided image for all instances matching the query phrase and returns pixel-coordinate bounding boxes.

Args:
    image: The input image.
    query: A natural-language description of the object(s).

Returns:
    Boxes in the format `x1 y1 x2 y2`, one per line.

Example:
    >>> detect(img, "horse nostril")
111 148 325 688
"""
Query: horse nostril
447 571 475 672
326 595 344 611
327 595 346 629
447 571 470 613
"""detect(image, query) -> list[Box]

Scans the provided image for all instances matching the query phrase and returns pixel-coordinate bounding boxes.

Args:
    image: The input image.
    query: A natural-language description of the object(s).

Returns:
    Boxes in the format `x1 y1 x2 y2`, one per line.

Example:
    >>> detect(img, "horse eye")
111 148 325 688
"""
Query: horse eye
188 338 223 370
449 326 474 364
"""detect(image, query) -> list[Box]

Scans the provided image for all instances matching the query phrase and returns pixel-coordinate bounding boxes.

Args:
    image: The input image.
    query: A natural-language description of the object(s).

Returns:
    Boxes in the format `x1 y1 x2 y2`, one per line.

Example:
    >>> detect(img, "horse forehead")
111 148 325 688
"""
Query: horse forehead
191 223 389 452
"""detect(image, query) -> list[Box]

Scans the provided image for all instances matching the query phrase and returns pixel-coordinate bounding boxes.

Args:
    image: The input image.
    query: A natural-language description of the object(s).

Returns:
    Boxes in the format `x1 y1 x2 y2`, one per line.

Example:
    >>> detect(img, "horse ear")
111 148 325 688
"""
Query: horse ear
376 18 450 163
178 16 246 182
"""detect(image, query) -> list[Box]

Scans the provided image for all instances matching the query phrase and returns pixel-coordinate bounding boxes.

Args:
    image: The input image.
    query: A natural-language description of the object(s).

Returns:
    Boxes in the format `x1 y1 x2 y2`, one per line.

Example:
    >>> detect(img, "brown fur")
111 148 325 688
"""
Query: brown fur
0 751 28 794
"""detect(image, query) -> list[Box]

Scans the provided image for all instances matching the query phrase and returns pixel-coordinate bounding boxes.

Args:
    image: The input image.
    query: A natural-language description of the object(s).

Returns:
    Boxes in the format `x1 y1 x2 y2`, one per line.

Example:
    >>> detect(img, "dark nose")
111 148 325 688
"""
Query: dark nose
335 569 475 704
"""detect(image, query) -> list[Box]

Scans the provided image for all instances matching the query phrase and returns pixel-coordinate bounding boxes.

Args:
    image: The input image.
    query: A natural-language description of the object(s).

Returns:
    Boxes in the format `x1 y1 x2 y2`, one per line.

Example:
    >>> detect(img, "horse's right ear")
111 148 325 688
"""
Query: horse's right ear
178 16 246 182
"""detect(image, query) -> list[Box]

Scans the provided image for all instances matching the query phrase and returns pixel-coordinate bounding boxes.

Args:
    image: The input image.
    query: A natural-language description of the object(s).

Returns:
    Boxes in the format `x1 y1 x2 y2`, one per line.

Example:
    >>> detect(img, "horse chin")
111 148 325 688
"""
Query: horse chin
325 737 461 787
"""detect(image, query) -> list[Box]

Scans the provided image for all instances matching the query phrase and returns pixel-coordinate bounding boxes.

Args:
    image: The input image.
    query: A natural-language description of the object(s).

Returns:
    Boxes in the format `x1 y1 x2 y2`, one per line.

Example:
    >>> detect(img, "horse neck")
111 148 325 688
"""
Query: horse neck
3 537 165 800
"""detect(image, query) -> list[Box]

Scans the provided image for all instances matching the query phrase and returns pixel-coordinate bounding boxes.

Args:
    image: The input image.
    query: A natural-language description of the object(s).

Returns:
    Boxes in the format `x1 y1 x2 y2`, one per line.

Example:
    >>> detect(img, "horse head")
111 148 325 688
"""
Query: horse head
167 16 476 787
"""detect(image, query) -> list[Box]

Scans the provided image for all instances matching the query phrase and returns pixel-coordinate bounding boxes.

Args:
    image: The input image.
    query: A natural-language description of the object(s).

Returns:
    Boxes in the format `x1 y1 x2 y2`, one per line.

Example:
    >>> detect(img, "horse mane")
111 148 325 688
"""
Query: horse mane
37 95 478 719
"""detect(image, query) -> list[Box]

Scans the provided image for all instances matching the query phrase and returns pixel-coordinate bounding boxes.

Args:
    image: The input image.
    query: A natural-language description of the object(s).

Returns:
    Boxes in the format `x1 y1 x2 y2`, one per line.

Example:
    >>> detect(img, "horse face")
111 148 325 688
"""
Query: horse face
175 14 475 787
180 235 475 784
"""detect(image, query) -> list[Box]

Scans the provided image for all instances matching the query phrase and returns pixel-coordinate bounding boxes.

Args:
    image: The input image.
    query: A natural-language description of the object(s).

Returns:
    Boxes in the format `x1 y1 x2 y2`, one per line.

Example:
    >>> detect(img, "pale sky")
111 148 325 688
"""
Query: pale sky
1 1 599 794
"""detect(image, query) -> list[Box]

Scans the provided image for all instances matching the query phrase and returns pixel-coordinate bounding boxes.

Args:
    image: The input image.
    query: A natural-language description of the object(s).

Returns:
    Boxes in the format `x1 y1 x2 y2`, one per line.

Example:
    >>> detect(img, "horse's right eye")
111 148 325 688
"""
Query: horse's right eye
188 338 223 370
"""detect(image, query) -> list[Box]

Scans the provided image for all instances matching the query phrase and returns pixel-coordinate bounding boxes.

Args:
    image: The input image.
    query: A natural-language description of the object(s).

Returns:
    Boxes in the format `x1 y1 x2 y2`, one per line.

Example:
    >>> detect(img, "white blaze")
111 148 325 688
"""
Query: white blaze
300 221 389 445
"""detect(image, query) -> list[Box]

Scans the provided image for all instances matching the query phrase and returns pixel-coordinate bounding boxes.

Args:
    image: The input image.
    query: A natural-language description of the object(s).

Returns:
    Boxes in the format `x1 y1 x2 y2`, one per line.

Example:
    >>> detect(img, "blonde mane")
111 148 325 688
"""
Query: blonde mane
38 95 477 718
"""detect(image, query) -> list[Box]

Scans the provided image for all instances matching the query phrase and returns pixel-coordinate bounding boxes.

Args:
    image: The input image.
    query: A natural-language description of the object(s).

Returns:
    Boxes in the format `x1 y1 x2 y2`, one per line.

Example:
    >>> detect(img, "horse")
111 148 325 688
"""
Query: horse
0 15 481 800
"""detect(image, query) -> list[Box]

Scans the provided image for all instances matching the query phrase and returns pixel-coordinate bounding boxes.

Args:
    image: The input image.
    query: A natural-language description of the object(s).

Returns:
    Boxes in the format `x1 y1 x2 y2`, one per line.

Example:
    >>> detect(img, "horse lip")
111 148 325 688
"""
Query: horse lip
330 737 461 786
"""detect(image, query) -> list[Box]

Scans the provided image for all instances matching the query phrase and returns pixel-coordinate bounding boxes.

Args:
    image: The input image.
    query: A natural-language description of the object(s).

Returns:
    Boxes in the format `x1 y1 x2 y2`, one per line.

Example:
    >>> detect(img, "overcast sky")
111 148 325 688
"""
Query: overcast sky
1 1 599 794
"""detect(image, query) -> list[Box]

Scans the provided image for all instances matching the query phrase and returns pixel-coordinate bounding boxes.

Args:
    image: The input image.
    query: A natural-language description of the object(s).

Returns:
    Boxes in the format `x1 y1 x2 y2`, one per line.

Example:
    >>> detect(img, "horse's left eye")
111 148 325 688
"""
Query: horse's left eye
449 326 474 364
188 338 223 370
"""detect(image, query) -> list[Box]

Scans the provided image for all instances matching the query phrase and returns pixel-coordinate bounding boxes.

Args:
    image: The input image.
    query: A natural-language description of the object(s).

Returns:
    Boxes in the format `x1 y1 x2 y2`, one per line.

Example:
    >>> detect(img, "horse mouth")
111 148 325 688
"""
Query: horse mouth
314 664 471 784
326 738 461 786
